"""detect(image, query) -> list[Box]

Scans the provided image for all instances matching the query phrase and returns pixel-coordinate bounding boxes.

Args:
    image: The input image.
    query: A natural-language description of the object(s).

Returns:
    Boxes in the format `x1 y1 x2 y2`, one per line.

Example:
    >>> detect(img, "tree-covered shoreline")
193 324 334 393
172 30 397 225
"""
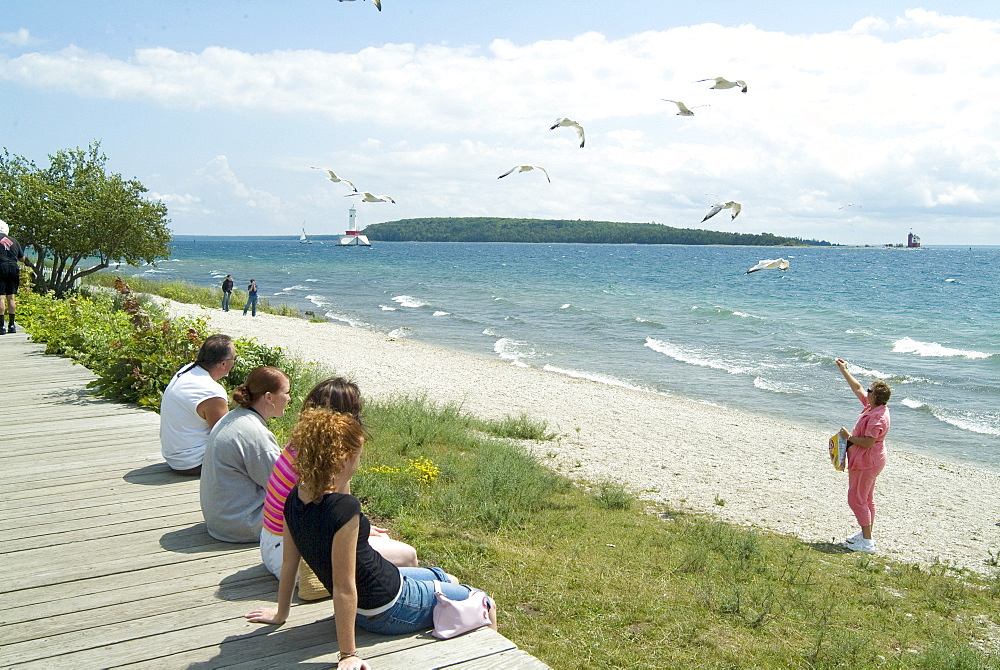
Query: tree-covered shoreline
363 217 833 246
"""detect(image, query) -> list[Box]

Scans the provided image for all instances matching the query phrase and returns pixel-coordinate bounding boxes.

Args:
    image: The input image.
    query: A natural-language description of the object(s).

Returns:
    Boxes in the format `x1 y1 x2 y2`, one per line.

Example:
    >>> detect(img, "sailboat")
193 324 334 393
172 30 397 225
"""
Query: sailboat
299 226 323 245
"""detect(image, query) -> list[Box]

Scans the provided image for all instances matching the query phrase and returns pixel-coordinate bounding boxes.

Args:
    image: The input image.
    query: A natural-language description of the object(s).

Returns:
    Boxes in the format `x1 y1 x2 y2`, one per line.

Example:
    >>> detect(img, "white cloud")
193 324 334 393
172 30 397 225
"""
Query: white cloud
1 10 998 242
148 191 202 206
180 156 300 231
0 28 36 47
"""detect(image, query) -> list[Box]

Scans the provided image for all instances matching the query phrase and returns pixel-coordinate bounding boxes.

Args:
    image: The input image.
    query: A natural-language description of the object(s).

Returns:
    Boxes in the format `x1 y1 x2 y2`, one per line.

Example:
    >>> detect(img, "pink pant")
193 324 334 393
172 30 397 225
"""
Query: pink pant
847 464 884 527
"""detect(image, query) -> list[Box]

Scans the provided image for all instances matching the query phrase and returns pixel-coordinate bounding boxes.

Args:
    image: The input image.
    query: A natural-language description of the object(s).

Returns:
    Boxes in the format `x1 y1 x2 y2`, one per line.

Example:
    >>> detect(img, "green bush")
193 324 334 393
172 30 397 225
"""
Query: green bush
19 285 212 407
594 481 632 510
474 412 556 440
17 278 315 410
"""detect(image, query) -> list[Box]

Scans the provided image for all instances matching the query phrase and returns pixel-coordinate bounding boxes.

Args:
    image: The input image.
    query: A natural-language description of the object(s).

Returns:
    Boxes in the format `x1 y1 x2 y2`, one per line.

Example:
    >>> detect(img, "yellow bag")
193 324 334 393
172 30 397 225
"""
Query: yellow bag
828 433 847 471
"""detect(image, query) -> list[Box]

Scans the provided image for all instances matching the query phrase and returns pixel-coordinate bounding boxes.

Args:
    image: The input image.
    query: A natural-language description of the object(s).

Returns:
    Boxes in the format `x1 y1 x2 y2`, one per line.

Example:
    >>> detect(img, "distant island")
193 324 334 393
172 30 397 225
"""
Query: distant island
363 218 832 246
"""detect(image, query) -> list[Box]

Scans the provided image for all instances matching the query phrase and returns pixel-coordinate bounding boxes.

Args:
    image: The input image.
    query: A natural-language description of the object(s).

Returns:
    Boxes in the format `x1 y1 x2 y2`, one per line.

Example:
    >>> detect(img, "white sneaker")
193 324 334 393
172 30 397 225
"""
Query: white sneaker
845 537 876 554
845 532 864 544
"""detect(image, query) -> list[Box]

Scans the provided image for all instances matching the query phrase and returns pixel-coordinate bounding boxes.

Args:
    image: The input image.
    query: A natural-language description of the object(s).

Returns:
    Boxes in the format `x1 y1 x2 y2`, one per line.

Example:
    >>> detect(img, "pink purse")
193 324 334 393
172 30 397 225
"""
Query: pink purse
431 581 492 639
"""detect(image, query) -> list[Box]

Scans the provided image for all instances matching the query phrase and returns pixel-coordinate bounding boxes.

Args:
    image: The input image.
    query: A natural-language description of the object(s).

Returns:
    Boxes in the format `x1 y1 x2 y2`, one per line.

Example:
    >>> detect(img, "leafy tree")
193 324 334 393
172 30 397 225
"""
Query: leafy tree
0 141 172 296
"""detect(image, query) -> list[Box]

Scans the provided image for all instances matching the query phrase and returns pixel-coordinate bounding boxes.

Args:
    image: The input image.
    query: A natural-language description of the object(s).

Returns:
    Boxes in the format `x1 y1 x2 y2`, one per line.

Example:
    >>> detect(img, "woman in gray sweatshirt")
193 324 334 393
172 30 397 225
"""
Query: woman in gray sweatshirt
200 366 291 543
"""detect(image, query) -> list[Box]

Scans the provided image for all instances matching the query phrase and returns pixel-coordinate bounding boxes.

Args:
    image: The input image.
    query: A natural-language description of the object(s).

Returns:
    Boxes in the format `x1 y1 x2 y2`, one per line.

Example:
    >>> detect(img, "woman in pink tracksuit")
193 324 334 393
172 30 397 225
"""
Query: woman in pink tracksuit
835 358 891 554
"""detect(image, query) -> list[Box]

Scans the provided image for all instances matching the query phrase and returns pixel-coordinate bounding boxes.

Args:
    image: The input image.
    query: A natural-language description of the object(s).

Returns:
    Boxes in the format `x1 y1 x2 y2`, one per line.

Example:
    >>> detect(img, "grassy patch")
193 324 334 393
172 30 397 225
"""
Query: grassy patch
83 273 301 317
473 412 557 441
358 395 1000 669
593 481 633 511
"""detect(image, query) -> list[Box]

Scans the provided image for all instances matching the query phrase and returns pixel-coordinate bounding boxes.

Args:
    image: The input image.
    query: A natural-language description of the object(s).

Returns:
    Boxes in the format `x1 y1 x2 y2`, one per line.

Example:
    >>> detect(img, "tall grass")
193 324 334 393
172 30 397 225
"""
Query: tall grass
83 273 301 317
473 412 557 441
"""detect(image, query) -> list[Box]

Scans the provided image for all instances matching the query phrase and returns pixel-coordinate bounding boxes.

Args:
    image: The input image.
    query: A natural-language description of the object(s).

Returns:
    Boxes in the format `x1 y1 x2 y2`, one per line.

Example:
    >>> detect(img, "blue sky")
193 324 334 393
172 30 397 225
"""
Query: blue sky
2 1 998 245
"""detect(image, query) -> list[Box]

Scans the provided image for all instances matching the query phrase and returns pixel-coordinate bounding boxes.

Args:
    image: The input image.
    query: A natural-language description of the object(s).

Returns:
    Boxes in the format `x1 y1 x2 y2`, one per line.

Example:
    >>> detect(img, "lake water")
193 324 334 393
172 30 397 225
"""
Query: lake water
127 239 1000 472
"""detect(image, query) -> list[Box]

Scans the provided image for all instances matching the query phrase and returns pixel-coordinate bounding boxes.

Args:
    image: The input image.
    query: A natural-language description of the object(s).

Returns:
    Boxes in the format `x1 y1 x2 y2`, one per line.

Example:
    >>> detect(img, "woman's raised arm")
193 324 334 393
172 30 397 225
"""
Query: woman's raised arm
835 358 867 404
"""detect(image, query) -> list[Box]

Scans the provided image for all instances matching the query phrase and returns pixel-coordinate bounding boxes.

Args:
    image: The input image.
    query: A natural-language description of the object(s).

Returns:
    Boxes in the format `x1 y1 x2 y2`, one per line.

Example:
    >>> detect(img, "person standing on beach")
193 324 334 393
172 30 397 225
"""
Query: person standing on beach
0 219 25 335
835 358 891 554
243 279 258 316
159 334 236 475
221 274 234 312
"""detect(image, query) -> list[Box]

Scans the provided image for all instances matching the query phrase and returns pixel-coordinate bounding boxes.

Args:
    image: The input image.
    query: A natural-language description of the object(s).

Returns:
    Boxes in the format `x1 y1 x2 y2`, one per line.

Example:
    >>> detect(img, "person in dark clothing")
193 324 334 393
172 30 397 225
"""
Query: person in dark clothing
246 410 496 669
243 279 258 316
0 219 25 335
221 274 234 311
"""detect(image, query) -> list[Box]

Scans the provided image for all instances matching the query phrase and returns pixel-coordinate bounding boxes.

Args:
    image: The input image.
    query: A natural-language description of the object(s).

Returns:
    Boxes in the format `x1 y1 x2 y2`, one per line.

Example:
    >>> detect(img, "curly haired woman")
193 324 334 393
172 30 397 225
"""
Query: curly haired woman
258 378 417 596
246 409 496 670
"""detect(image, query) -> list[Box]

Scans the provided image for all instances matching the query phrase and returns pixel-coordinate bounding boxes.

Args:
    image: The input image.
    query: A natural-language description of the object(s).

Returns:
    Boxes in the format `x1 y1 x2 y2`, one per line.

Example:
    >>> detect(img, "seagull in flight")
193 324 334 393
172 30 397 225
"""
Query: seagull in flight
346 192 395 203
549 117 585 148
498 165 551 183
310 167 358 192
338 0 381 10
662 100 708 116
696 77 748 93
745 258 790 274
702 201 742 222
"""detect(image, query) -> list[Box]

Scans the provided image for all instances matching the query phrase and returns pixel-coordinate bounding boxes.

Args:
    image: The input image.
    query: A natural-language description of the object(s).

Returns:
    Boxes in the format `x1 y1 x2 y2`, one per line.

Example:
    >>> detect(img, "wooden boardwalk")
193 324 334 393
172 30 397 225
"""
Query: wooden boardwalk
0 334 549 669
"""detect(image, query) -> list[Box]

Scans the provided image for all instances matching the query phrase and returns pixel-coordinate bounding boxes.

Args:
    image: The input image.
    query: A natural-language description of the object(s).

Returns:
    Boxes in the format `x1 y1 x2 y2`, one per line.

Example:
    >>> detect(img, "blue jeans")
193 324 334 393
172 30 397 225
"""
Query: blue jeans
222 292 231 311
243 295 257 316
356 567 474 635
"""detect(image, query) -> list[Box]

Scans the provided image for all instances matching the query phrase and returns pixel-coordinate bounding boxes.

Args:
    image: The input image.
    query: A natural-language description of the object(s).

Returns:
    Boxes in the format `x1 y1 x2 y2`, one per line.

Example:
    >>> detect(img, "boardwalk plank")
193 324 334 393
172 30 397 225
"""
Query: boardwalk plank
2 452 165 480
3 434 161 461
0 553 269 616
1 463 176 492
448 649 553 669
6 524 253 579
8 537 257 593
3 600 274 666
1 475 194 511
0 489 198 526
2 508 206 550
0 470 184 506
111 624 512 670
2 574 276 645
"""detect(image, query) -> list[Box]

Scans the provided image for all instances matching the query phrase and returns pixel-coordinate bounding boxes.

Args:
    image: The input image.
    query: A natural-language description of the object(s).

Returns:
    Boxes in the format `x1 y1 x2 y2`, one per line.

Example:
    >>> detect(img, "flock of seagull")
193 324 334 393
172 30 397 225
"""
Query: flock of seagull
310 167 396 203
497 77 748 229
312 69 787 274
496 78 758 254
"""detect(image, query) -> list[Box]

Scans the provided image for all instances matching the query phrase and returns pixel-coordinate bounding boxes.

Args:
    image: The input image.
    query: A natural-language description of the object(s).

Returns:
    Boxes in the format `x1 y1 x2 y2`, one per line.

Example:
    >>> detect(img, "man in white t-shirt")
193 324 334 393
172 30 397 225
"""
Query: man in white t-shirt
159 334 237 475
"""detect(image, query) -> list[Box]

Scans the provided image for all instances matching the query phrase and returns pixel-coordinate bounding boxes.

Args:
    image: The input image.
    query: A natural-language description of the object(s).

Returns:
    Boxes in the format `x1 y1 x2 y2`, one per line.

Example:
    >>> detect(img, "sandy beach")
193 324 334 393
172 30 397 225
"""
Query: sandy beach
164 300 1000 574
